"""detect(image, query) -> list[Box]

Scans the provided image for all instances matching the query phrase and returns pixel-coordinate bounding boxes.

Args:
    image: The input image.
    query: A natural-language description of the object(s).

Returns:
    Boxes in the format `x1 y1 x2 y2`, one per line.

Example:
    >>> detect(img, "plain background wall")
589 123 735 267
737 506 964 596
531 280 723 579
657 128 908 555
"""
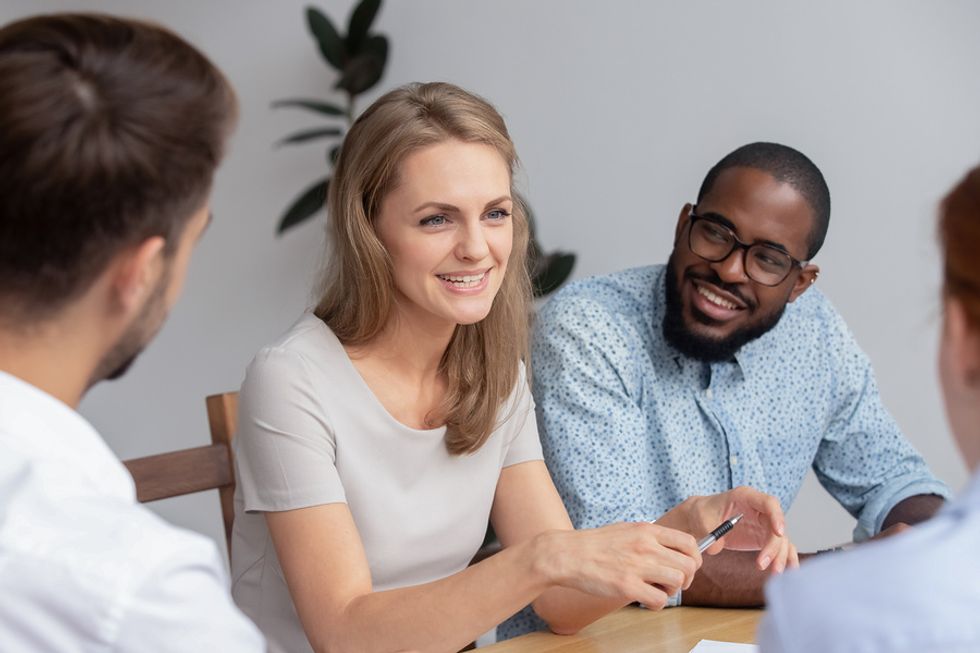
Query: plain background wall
3 0 978 560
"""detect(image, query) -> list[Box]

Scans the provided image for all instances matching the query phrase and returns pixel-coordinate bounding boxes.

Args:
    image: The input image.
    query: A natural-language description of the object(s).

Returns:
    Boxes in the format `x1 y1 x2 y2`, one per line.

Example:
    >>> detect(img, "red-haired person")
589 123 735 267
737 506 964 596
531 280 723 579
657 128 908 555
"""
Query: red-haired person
759 166 980 652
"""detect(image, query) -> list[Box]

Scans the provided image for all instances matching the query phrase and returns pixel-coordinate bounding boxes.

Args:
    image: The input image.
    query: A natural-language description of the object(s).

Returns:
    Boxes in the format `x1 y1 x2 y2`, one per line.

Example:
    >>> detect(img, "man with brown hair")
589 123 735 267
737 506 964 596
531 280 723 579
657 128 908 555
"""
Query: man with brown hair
0 13 263 650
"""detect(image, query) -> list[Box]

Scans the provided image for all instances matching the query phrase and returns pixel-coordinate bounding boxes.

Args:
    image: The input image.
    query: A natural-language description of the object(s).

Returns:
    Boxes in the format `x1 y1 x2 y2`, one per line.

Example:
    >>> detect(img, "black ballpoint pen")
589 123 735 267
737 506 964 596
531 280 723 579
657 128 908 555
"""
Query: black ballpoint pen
697 513 743 552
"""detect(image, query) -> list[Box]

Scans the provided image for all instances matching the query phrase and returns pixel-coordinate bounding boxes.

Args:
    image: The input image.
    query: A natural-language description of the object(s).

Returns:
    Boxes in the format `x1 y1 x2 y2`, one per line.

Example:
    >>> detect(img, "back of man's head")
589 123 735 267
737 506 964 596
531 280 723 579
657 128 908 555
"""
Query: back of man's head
0 13 237 325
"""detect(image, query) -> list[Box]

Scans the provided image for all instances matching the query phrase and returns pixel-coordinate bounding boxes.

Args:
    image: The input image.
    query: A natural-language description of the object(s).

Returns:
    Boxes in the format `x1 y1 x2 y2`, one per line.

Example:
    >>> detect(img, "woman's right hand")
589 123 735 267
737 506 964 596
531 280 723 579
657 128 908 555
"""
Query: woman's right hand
531 521 702 610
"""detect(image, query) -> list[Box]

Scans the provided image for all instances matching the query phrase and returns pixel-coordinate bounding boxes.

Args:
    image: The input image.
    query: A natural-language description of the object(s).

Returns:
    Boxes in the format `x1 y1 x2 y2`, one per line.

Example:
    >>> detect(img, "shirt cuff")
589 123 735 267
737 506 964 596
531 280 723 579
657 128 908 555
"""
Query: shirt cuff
853 478 952 541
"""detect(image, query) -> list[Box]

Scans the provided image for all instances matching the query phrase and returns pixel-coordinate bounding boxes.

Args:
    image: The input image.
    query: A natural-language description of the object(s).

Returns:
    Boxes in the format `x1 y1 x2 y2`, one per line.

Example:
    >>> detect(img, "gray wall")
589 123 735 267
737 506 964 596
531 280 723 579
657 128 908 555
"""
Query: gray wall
4 0 977 558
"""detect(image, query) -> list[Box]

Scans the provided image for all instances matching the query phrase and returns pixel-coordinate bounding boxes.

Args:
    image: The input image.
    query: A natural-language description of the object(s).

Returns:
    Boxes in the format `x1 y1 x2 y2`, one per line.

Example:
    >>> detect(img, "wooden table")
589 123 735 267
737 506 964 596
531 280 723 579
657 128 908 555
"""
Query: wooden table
481 606 762 652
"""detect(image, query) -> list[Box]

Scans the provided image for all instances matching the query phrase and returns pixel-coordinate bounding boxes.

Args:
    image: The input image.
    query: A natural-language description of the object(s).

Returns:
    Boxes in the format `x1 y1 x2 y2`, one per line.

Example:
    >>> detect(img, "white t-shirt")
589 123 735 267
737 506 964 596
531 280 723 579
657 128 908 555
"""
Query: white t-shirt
231 313 543 653
0 371 264 652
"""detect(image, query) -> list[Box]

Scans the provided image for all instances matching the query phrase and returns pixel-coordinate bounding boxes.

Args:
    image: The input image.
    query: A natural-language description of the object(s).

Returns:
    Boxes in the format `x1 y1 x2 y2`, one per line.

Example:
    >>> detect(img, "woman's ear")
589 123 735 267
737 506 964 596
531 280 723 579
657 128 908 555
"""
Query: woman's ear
944 297 980 387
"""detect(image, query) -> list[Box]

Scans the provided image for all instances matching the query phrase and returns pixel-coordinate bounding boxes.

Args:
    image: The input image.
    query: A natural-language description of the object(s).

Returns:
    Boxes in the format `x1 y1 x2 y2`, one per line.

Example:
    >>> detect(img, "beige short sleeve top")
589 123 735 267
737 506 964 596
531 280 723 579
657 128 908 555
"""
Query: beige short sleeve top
230 313 542 653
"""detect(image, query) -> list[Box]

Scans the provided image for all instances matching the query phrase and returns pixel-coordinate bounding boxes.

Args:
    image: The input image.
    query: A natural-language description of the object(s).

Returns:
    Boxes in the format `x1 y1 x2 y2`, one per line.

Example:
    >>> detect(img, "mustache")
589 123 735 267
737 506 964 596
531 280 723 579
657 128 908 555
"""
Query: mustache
685 269 755 308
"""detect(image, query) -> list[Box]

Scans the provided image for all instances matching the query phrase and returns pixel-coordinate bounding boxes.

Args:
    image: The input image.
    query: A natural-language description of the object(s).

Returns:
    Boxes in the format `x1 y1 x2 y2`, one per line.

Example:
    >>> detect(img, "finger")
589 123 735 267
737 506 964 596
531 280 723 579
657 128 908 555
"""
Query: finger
641 564 686 596
731 487 786 537
630 582 670 611
648 524 701 561
755 534 785 571
648 542 700 586
788 541 800 569
705 539 725 556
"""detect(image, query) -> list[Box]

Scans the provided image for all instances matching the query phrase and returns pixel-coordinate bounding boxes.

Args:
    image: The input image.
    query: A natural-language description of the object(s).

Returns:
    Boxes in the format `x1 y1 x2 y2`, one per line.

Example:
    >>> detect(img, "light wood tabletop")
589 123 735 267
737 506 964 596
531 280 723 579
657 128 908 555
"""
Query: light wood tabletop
481 606 762 652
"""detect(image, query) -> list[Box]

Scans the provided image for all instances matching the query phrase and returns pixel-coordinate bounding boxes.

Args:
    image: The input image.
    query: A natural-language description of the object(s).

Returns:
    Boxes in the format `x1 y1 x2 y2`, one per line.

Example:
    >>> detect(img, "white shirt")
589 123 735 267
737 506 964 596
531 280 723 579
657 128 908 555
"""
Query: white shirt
231 313 543 653
758 471 980 653
0 371 265 652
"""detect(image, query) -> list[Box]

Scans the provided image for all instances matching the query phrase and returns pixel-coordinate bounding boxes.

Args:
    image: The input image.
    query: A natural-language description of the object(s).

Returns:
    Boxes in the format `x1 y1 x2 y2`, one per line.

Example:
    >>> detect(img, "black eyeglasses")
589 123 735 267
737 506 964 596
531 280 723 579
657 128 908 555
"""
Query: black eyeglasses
687 210 808 287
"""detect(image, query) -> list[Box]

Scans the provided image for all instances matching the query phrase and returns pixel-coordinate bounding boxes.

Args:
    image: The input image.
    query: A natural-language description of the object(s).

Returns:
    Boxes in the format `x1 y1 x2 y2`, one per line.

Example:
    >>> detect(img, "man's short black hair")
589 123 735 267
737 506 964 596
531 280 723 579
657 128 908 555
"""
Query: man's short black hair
696 142 831 259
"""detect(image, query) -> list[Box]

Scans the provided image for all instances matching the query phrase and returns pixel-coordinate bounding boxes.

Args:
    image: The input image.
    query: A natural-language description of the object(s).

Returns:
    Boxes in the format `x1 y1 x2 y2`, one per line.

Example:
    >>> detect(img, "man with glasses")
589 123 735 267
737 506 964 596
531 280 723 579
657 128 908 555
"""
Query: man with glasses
500 142 948 637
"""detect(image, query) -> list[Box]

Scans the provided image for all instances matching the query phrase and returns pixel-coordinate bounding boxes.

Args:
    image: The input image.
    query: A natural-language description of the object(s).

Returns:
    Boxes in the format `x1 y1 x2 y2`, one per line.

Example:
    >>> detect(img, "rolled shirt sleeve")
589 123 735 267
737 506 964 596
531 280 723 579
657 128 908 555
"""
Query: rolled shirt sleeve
812 308 950 540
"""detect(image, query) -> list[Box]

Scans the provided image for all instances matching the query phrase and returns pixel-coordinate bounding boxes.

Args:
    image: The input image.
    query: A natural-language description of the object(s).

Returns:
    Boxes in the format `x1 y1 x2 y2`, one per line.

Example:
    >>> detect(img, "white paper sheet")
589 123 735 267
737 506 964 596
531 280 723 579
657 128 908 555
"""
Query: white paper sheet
688 640 759 653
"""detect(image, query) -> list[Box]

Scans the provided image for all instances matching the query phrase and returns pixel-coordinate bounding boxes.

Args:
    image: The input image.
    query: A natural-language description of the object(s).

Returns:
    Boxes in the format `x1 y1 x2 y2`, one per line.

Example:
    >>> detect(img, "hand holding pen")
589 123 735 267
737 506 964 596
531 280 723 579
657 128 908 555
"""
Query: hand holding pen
659 486 799 573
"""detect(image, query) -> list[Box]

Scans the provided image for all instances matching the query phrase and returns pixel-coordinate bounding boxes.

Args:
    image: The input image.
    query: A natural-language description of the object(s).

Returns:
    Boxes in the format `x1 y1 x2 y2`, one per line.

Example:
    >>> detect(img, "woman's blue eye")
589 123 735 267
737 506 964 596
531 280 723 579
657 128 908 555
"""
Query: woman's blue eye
486 209 511 221
420 215 447 227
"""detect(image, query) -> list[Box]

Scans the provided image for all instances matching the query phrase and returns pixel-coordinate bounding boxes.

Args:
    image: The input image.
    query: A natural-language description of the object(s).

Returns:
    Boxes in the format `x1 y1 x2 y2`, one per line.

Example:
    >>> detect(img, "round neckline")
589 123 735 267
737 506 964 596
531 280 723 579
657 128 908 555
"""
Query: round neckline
307 314 447 436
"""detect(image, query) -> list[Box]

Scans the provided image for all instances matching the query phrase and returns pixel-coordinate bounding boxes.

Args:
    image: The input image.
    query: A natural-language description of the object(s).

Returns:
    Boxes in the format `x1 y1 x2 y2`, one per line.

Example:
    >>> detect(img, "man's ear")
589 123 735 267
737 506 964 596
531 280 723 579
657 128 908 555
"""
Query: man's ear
788 264 820 303
110 236 166 312
674 203 693 246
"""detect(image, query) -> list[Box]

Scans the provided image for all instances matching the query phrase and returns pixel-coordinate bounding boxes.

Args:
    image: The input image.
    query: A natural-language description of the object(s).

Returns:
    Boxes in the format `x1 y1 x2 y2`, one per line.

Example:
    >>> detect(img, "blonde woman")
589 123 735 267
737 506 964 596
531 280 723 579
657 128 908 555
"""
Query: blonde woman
231 82 796 653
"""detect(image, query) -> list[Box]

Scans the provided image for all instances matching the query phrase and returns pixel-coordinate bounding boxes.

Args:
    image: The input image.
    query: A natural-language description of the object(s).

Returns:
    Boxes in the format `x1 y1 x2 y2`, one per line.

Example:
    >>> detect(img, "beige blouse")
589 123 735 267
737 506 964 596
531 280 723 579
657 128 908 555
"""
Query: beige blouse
230 313 543 653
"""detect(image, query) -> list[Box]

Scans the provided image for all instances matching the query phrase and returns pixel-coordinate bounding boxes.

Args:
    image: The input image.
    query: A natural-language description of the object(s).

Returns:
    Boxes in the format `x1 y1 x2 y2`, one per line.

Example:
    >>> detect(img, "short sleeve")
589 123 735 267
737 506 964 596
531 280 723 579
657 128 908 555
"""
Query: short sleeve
501 367 544 467
234 346 346 512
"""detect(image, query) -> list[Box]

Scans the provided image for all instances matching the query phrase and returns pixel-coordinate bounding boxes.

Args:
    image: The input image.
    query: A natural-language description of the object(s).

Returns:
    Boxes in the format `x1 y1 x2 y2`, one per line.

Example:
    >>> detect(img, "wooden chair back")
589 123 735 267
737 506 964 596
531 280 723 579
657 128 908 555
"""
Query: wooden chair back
122 392 239 555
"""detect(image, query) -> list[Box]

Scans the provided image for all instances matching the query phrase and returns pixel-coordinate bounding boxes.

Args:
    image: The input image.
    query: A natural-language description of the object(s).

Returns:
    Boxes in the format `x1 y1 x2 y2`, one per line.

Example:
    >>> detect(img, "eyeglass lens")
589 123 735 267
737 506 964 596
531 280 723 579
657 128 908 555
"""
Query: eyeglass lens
690 219 793 286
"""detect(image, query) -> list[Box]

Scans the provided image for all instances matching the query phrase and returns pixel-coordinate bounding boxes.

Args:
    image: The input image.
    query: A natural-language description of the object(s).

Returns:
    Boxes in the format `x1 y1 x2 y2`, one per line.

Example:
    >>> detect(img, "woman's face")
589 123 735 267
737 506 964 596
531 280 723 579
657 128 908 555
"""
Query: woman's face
374 139 514 332
939 296 980 470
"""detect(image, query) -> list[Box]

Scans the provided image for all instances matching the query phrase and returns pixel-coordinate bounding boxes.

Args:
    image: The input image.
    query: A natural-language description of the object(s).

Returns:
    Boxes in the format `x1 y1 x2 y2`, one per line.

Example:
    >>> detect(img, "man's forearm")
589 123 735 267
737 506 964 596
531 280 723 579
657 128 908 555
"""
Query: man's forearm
681 550 769 607
881 494 945 530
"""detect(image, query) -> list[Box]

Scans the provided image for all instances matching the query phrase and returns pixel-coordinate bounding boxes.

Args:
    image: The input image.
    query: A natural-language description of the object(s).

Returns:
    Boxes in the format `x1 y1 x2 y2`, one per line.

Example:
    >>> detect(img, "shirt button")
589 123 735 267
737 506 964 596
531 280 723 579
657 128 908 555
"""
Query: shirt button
730 455 738 466
705 388 714 400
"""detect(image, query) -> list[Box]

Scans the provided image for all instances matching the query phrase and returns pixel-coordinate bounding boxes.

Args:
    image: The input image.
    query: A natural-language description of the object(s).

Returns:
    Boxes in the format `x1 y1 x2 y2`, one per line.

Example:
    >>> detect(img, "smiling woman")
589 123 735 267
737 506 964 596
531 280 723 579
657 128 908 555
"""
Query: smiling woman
228 82 797 653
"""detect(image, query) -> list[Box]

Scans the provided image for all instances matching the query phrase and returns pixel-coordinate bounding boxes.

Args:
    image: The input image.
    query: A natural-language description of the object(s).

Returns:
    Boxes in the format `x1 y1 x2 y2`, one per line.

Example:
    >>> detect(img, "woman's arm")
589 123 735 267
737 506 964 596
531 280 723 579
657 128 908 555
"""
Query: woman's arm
266 466 701 653
492 466 797 635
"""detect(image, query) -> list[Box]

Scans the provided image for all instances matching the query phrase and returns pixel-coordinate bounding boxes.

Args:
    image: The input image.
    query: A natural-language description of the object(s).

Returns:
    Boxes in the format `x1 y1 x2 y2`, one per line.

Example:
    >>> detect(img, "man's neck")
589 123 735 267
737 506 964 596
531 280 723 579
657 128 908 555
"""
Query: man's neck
0 321 102 408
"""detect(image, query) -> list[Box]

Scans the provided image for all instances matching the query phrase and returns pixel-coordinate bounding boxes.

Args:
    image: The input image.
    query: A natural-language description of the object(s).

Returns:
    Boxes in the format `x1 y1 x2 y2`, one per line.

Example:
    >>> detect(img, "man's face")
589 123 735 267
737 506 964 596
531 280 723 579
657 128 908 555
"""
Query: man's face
93 205 210 383
663 167 819 362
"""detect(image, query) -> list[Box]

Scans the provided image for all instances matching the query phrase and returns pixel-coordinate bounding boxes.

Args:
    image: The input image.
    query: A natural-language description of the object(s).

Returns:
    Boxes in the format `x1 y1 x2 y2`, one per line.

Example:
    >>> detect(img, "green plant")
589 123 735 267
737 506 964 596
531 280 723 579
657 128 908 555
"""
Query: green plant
275 1 575 296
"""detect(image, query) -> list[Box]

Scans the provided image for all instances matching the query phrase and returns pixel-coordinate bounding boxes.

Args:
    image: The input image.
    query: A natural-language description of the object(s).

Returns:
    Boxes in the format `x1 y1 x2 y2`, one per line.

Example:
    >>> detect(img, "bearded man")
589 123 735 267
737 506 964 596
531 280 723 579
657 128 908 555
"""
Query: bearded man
500 141 948 638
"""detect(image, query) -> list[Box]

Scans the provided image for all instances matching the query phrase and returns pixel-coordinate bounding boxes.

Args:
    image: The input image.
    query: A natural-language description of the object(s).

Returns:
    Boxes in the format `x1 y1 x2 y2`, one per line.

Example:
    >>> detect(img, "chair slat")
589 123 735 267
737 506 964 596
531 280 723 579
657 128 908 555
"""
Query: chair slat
123 444 232 503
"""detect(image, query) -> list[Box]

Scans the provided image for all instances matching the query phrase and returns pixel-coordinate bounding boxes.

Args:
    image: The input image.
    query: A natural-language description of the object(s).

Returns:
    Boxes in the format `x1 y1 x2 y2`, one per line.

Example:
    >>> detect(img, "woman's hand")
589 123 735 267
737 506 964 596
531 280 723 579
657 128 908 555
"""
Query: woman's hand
531 522 702 610
660 486 799 574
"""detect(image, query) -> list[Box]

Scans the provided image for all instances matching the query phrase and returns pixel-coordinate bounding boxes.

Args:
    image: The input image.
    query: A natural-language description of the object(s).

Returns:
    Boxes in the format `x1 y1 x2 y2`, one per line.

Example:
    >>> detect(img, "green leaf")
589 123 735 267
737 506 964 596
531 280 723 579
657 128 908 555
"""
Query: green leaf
347 0 382 54
335 35 388 95
276 126 343 146
272 98 346 116
306 6 345 70
277 177 330 234
532 252 576 297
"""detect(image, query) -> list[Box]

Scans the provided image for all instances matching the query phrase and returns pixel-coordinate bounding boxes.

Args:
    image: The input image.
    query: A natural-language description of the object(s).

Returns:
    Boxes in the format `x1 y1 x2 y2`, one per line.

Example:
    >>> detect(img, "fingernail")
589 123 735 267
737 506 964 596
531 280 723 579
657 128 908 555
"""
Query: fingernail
760 555 771 569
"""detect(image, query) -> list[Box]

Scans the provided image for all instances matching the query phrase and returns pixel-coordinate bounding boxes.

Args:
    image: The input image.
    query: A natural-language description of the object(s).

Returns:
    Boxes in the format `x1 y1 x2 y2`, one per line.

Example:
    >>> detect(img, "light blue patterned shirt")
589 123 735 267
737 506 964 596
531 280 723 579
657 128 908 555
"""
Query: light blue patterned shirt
499 264 948 639
758 470 980 653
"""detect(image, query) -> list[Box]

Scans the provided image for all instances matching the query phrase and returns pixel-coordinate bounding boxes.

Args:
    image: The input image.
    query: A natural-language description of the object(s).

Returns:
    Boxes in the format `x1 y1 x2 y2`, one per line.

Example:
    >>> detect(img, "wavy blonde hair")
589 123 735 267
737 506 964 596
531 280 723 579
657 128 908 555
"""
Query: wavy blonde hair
315 82 531 455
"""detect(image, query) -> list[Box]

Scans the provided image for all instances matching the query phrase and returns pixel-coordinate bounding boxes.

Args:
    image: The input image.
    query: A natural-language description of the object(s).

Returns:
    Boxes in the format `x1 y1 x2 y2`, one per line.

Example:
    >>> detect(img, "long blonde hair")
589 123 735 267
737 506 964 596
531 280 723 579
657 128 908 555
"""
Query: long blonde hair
315 82 532 455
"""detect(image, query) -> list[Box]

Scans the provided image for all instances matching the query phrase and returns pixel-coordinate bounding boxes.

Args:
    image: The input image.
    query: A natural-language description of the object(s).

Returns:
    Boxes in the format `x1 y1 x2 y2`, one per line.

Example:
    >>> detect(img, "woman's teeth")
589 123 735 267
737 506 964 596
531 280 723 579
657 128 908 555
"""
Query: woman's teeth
438 272 487 288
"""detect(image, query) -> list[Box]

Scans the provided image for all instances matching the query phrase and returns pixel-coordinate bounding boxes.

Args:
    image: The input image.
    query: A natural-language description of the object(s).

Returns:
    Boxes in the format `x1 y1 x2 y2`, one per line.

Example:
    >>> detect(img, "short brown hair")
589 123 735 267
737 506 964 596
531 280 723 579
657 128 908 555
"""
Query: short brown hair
0 13 237 321
315 82 532 455
940 165 980 330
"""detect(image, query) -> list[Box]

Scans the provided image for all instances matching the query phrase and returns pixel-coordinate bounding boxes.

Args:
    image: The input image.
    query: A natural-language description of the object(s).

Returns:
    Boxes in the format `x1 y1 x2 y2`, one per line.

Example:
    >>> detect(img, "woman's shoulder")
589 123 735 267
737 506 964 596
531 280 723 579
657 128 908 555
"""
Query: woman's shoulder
243 313 350 388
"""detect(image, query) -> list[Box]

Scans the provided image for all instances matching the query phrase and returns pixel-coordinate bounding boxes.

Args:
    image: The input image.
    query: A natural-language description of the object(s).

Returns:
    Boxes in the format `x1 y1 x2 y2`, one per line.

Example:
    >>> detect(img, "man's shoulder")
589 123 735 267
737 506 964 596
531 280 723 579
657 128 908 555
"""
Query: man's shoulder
539 265 663 325
0 465 223 607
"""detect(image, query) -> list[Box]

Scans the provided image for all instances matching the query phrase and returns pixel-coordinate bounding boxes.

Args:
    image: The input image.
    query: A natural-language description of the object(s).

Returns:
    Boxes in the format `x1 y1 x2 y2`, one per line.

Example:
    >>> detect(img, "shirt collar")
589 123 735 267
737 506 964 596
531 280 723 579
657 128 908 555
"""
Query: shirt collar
0 370 135 500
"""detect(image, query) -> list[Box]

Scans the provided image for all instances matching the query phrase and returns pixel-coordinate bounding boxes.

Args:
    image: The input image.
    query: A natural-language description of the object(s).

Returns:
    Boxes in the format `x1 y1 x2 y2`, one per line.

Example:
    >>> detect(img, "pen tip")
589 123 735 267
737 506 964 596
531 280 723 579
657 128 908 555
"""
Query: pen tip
731 514 744 524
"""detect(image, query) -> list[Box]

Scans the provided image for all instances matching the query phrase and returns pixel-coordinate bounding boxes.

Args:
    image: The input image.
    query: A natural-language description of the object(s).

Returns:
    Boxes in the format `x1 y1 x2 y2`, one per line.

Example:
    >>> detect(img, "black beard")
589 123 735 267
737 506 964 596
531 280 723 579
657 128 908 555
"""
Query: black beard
662 254 786 362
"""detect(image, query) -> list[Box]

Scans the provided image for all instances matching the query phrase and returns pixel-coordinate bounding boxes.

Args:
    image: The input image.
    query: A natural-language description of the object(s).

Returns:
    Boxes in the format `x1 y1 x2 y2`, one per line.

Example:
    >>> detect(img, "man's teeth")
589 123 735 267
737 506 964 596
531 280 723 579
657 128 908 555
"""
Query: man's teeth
438 272 487 288
697 285 739 310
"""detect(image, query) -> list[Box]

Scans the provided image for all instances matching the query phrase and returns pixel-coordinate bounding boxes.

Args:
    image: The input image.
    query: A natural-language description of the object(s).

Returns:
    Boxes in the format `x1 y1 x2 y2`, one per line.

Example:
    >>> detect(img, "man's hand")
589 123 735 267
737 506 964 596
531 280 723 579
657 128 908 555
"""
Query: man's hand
659 486 799 574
